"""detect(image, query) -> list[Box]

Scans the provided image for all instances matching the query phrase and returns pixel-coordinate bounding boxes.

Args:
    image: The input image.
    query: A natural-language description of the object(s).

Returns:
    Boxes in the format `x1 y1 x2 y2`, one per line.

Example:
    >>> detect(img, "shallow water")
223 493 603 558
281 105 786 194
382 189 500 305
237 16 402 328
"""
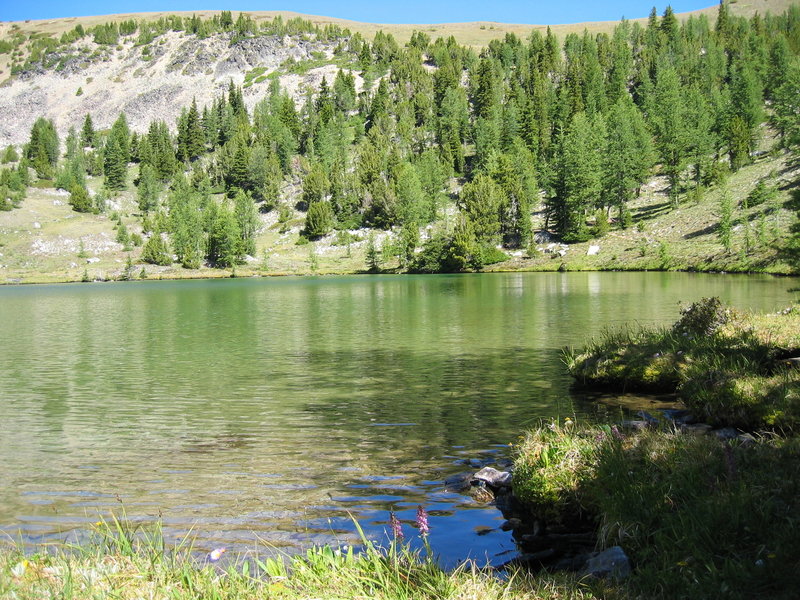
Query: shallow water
0 272 795 566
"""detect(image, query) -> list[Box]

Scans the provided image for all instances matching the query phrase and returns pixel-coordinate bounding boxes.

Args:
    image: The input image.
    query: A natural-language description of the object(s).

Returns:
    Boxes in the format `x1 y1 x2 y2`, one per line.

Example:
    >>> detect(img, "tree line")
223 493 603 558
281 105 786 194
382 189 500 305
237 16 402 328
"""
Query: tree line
5 2 800 271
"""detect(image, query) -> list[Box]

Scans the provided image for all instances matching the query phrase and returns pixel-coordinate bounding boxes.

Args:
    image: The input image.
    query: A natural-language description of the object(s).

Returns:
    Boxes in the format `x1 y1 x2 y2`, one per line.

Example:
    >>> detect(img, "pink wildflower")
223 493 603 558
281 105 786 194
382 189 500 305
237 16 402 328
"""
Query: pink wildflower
416 505 430 537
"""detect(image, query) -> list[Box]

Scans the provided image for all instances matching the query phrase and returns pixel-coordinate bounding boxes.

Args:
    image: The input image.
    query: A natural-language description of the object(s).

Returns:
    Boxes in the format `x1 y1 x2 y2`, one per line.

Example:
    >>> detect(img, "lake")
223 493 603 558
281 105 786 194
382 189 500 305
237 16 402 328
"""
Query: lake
0 272 795 566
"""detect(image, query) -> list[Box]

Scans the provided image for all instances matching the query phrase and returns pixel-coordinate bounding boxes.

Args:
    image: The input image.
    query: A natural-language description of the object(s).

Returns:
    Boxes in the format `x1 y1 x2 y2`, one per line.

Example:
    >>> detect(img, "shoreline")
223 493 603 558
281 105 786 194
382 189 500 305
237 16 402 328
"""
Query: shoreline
2 262 798 286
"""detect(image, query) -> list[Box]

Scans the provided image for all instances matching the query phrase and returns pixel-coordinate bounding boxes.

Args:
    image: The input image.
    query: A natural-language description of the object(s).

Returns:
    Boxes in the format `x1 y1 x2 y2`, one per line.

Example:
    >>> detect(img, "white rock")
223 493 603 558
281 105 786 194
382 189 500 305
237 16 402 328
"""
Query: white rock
587 245 600 256
33 222 41 229
86 257 100 263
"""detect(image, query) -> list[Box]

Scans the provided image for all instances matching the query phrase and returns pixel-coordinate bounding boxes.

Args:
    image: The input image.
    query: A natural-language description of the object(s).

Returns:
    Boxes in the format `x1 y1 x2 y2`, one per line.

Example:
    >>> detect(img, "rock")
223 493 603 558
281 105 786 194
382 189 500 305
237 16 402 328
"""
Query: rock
682 423 712 435
533 231 552 244
713 427 739 441
587 245 600 256
661 409 695 425
443 472 473 492
33 221 41 229
468 482 495 503
619 419 652 431
582 546 631 579
501 518 522 531
471 467 512 490
86 257 100 264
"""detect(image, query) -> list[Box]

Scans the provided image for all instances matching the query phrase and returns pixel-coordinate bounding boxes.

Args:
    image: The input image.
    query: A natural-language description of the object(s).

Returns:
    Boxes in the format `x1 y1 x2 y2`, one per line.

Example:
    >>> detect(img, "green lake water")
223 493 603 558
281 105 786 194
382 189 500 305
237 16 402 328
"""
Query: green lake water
0 272 795 566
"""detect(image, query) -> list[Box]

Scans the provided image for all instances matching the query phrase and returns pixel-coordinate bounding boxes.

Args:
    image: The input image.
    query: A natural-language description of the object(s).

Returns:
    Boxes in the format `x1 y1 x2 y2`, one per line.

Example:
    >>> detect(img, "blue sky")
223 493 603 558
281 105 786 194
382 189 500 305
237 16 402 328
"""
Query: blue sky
1 1 715 25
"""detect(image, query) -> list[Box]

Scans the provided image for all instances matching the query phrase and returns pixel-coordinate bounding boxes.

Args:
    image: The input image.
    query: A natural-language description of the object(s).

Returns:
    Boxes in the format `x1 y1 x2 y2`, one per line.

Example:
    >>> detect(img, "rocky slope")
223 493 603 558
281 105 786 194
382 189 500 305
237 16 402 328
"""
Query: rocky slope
0 29 350 147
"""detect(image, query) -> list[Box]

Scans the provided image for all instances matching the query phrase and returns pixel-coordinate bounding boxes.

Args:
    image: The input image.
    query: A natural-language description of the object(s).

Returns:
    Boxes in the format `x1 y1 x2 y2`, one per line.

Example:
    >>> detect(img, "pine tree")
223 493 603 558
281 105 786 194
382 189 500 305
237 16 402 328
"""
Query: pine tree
110 113 131 164
81 114 95 148
137 163 161 213
168 176 204 268
552 112 604 241
69 183 93 213
727 62 763 170
233 189 259 256
305 200 334 238
207 202 241 267
103 136 127 190
26 117 59 178
651 65 689 205
603 98 654 220
458 173 502 245
142 233 172 266
183 98 205 161
226 141 251 194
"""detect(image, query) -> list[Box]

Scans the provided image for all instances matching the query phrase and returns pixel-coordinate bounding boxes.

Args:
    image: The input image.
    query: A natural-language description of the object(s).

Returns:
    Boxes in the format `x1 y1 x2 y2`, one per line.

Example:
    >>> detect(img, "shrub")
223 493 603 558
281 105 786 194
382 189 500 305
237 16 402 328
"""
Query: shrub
672 296 730 338
304 200 334 238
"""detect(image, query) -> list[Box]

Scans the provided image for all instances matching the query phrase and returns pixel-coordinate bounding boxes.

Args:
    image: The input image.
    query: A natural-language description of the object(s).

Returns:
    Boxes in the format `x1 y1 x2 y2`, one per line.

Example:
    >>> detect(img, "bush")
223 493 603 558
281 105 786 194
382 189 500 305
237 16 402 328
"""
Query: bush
141 233 172 266
672 296 730 338
304 200 334 238
68 183 93 213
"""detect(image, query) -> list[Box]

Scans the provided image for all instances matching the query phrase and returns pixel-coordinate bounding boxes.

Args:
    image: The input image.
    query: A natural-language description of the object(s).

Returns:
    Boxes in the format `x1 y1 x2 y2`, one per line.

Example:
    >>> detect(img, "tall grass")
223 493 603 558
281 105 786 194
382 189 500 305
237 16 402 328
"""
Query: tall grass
512 422 800 600
0 515 604 600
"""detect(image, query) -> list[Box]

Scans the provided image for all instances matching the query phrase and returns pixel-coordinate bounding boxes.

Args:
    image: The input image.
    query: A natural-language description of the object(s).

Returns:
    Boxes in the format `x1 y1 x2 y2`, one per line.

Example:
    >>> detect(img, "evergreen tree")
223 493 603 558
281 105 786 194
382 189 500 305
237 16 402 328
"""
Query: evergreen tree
651 65 689 205
603 98 654 220
458 173 502 245
771 62 800 148
179 98 205 161
233 189 259 256
207 201 241 267
305 200 335 238
142 232 172 265
81 114 96 148
110 113 131 164
168 175 204 268
551 112 604 241
103 136 127 189
137 164 161 213
68 183 93 213
26 117 59 178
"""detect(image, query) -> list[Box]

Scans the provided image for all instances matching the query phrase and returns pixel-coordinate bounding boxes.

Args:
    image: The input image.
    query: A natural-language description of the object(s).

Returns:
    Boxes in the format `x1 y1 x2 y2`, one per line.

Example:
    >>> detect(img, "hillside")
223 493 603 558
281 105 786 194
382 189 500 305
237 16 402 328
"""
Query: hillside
0 2 799 284
0 1 795 146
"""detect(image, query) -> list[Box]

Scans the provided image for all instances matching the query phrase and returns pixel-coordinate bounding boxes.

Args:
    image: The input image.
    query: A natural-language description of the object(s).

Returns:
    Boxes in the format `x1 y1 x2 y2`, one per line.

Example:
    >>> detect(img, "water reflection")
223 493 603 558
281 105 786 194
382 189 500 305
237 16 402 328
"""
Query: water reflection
0 272 794 566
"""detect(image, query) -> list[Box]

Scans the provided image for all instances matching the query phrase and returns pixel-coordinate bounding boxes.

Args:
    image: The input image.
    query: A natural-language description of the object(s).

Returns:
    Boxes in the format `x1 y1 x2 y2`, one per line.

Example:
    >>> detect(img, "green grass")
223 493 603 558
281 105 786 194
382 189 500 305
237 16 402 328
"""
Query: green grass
0 516 604 600
512 422 800 599
566 298 800 431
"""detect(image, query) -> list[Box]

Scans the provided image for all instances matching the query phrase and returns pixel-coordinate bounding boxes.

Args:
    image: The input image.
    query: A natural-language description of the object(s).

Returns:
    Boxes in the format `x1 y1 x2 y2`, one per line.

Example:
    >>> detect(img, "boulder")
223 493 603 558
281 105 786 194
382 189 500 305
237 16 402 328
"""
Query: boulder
471 467 512 490
581 546 631 579
713 427 739 441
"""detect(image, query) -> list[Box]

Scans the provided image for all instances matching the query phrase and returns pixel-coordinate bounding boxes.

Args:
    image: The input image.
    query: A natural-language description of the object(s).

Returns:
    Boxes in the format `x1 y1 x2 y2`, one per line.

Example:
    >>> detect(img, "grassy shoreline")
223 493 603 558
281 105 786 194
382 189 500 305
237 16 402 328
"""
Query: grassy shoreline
0 519 603 600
